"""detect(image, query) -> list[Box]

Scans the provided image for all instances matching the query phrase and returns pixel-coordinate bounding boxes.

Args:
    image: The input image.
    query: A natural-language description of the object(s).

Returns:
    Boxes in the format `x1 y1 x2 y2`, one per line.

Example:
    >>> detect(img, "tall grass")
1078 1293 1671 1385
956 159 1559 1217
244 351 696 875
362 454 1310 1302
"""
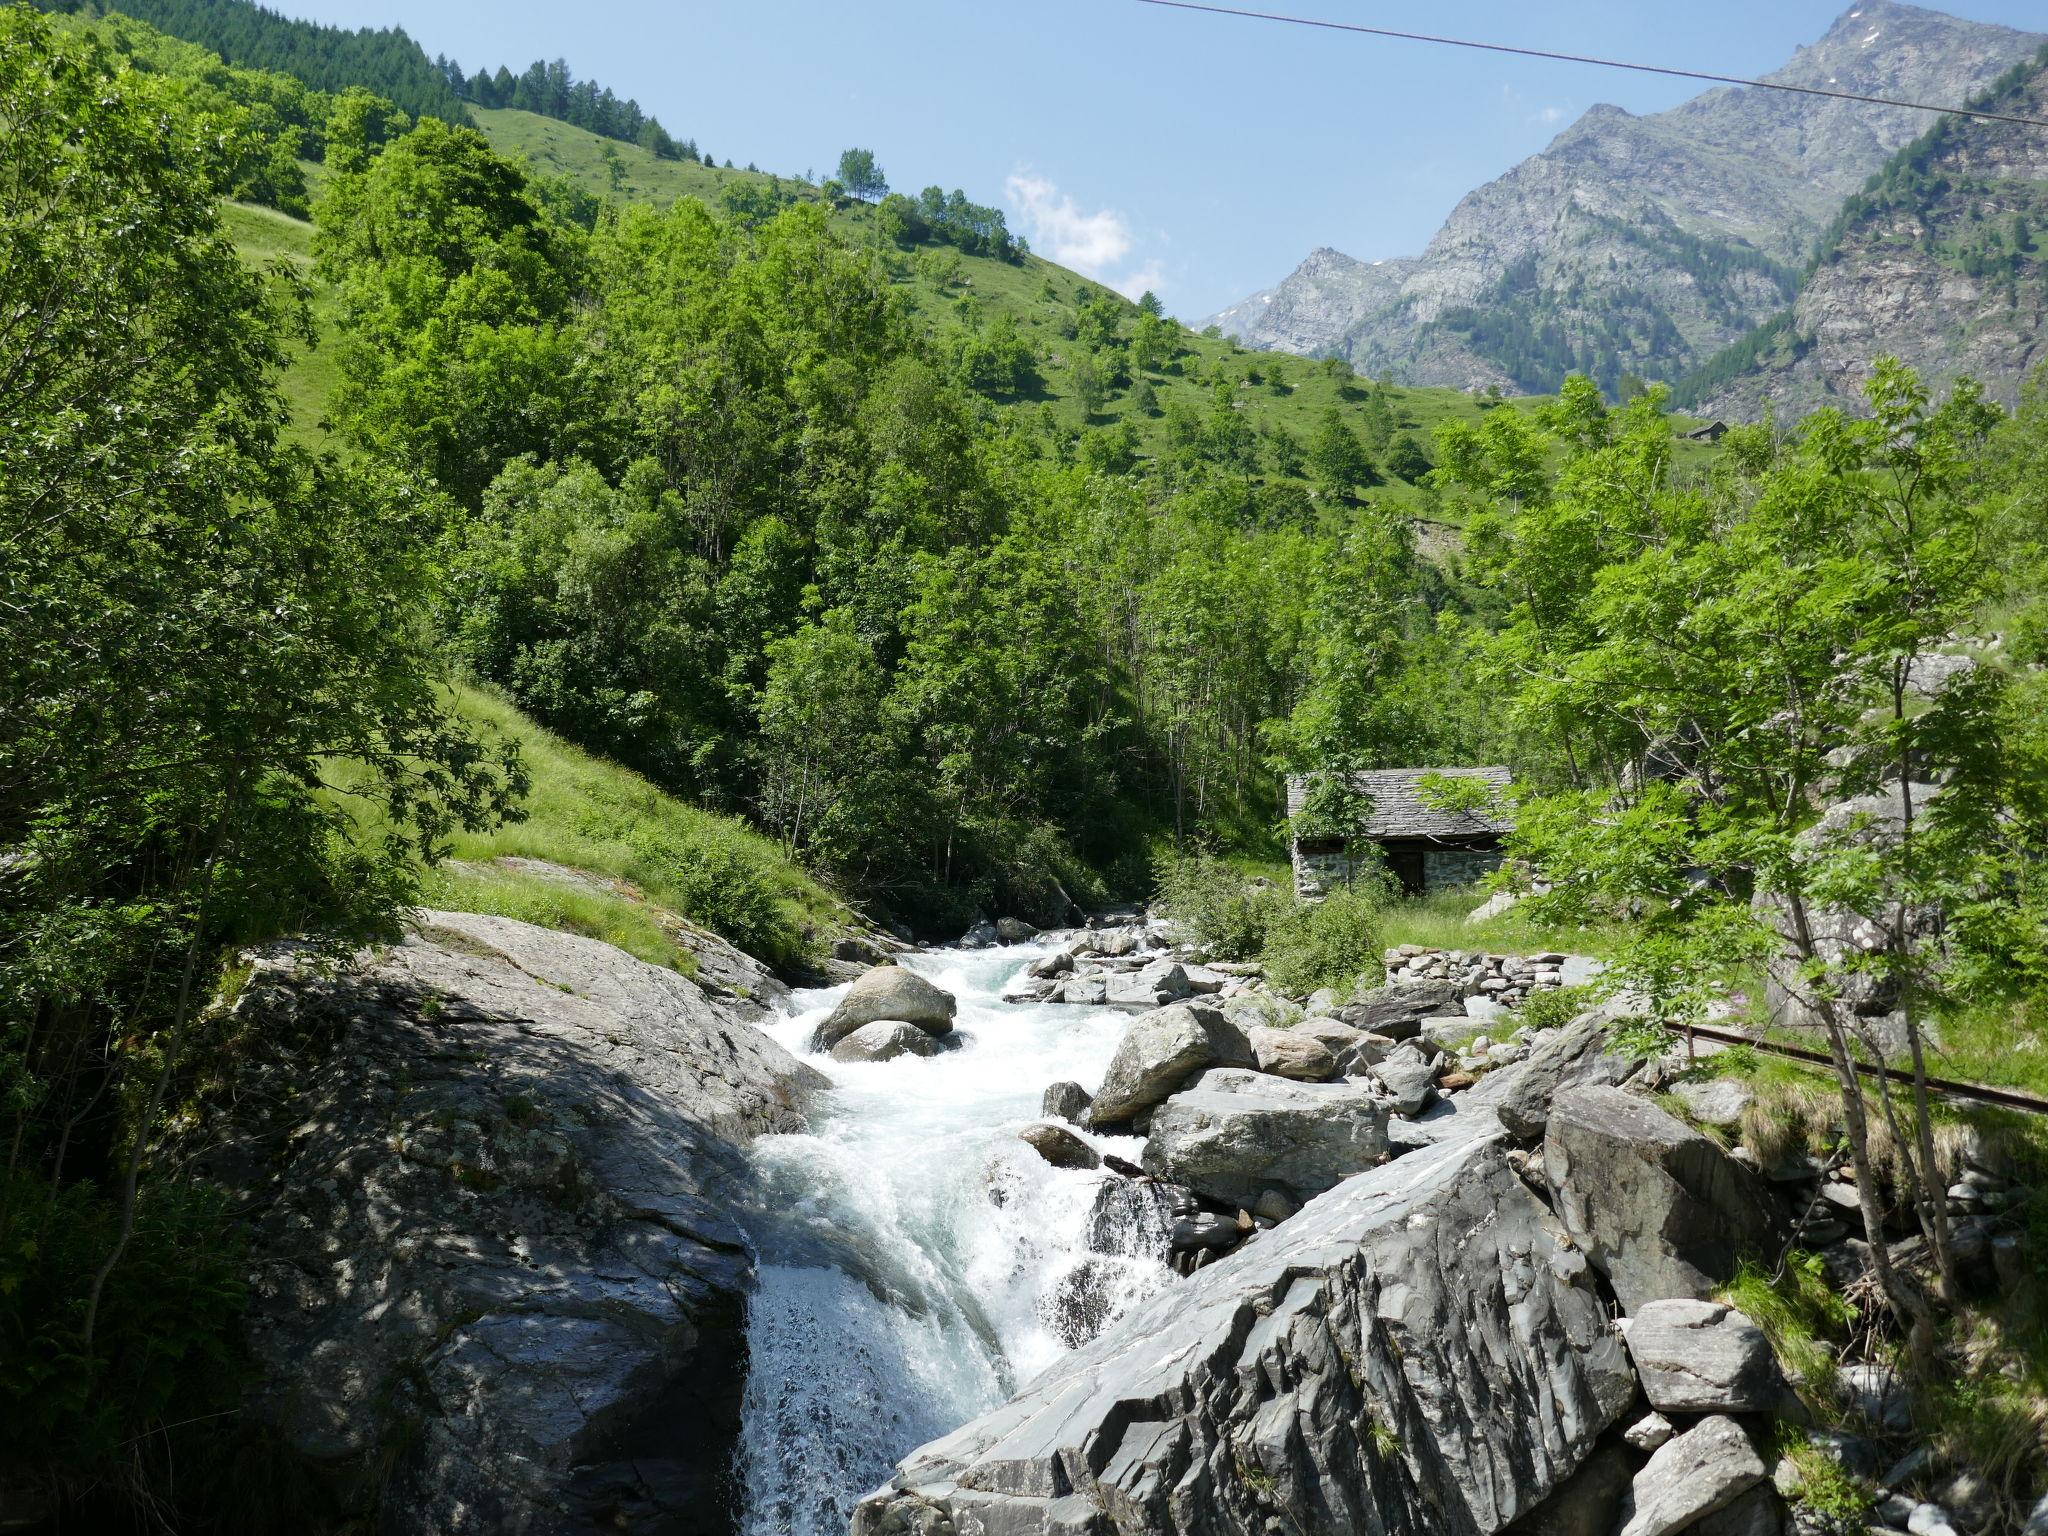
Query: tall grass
341 684 855 968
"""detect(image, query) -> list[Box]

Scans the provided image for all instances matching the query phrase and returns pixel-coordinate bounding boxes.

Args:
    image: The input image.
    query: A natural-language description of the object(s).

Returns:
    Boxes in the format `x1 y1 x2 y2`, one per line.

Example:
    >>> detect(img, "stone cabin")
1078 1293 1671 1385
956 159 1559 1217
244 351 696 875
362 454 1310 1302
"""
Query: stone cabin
1287 767 1513 898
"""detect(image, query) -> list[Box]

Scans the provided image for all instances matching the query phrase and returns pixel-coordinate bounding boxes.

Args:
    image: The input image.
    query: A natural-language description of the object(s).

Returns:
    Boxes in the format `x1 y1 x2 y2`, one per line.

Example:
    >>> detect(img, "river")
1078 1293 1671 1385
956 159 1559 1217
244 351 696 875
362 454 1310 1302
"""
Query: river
732 938 1167 1536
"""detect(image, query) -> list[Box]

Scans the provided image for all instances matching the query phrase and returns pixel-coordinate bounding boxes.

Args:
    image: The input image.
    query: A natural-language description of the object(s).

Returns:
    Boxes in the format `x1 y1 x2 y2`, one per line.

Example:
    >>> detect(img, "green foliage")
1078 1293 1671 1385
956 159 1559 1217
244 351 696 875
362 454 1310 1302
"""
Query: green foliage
1261 886 1389 998
1517 983 1597 1034
34 0 471 122
456 52 689 158
836 146 886 201
1153 853 1290 962
0 1175 245 1471
1773 1424 1877 1532
1 10 518 1501
1723 1255 1854 1404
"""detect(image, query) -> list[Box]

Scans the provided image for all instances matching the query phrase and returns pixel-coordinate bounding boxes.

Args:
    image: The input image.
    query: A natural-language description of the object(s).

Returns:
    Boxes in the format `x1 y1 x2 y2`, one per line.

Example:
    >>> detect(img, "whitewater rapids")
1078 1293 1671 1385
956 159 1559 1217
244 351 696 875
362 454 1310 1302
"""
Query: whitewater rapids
733 940 1168 1536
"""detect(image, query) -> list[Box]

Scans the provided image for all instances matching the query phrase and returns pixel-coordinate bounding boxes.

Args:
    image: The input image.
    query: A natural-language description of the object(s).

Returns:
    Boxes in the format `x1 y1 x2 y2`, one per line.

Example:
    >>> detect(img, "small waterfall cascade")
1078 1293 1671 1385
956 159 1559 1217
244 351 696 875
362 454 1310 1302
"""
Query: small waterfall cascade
733 941 1169 1536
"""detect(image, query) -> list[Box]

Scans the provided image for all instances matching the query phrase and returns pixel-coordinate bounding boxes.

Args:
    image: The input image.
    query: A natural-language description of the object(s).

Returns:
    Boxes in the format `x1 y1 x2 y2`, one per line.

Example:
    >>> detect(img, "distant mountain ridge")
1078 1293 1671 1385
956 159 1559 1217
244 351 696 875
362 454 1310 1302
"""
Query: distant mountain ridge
1208 2 2045 396
1688 39 2048 419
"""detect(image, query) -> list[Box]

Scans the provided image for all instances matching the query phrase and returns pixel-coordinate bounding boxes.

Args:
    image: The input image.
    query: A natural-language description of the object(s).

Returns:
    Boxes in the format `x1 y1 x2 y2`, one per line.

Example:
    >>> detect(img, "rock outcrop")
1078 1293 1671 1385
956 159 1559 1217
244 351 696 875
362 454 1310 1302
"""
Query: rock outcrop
1141 1067 1389 1206
1085 1004 1255 1128
1620 1299 1789 1414
199 911 825 1536
1544 1085 1784 1313
853 1134 1636 1536
812 964 956 1050
1207 4 2042 396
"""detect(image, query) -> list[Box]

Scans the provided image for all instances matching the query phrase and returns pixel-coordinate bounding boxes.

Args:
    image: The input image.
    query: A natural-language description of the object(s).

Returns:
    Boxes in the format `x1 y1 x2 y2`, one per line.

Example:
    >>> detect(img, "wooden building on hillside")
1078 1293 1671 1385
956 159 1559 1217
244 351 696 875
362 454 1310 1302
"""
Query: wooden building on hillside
1287 766 1513 898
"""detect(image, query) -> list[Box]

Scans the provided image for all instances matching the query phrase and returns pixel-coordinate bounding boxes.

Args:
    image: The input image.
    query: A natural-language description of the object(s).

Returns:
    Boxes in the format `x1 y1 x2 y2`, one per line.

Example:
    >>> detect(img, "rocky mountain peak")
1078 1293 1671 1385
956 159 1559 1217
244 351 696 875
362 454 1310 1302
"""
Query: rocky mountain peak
1206 2 2044 397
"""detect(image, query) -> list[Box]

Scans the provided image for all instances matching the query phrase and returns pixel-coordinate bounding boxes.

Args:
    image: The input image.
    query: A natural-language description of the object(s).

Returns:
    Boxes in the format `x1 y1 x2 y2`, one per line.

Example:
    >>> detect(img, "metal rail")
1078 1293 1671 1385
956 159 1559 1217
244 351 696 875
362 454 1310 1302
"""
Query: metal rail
1685 1021 2048 1117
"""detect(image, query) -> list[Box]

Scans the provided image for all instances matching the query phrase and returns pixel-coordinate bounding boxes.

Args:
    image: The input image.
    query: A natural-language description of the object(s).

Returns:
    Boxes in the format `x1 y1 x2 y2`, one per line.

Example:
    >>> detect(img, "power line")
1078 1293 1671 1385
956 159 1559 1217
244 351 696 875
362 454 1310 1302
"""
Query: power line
1134 0 2048 130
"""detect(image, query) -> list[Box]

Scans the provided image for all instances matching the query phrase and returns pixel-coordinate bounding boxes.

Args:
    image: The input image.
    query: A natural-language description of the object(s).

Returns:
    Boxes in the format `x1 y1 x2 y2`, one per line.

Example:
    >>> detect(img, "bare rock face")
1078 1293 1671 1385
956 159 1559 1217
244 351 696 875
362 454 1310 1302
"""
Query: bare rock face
811 964 956 1050
830 1019 947 1063
198 912 824 1536
1615 1415 1768 1536
1245 1023 1338 1080
1621 1299 1789 1413
1085 1004 1255 1128
1469 1012 1651 1140
853 1135 1637 1536
1544 1086 1784 1314
1209 4 2042 394
1141 1068 1390 1207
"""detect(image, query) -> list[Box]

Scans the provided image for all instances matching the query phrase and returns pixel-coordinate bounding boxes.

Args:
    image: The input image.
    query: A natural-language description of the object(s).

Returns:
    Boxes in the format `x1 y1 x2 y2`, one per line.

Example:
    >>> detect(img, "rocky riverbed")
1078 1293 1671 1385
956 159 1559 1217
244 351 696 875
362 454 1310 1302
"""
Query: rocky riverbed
210 906 2037 1536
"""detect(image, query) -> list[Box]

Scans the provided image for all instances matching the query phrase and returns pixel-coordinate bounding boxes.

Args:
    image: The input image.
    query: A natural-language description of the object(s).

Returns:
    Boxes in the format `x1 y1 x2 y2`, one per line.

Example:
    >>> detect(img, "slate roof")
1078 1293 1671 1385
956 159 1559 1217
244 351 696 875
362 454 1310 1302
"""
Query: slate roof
1286 767 1513 842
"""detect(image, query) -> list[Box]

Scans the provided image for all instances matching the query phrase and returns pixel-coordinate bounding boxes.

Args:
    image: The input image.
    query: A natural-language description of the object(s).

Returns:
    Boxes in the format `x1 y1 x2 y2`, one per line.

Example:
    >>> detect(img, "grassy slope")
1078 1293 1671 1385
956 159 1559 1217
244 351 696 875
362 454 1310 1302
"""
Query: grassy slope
340 685 860 970
475 106 1726 521
222 199 336 446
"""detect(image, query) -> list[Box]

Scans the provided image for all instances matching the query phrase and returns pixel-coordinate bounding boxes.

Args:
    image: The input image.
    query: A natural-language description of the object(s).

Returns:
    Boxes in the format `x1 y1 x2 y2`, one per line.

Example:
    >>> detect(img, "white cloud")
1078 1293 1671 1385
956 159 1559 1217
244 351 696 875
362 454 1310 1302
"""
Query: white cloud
1005 171 1163 298
1534 105 1568 125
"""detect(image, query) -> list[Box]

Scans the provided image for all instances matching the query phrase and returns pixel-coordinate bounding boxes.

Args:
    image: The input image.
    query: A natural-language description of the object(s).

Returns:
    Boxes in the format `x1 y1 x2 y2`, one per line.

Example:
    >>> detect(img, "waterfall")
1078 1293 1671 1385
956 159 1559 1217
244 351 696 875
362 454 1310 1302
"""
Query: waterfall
733 941 1169 1536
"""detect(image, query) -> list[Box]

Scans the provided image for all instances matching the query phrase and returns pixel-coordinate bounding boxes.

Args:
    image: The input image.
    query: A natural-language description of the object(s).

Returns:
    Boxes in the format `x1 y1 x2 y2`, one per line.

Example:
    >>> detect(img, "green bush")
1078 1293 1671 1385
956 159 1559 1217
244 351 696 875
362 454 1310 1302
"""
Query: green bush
1261 886 1387 997
1518 982 1597 1033
0 1174 244 1473
1153 852 1289 961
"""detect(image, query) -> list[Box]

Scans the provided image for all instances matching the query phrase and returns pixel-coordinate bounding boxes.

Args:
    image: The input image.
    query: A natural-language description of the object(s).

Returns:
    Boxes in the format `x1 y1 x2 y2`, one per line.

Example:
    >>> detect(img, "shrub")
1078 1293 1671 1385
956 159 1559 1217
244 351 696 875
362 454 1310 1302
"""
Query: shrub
1153 853 1289 961
1261 886 1387 997
1517 983 1597 1033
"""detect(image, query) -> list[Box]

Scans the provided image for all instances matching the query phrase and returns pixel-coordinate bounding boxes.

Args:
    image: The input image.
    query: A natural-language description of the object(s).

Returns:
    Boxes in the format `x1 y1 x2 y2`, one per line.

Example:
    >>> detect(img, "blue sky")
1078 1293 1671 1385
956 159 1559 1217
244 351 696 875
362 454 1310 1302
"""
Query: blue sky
274 1 2047 320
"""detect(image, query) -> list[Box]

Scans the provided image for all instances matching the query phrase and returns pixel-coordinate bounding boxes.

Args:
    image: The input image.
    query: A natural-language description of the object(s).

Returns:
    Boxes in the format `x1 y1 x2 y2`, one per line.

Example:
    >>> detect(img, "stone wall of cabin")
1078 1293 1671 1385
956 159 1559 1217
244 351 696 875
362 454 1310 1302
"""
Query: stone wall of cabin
1292 843 1502 898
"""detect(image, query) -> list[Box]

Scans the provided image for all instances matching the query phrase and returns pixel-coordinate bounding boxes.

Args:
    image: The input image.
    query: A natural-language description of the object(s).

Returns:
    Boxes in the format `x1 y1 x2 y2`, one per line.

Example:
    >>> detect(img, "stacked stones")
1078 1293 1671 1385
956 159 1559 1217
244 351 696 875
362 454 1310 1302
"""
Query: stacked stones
1382 943 1570 1008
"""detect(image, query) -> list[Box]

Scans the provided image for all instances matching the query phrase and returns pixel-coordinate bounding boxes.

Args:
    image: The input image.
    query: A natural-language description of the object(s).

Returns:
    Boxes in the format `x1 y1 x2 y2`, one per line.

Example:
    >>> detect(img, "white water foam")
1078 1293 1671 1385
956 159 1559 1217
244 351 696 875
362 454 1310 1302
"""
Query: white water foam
733 942 1167 1536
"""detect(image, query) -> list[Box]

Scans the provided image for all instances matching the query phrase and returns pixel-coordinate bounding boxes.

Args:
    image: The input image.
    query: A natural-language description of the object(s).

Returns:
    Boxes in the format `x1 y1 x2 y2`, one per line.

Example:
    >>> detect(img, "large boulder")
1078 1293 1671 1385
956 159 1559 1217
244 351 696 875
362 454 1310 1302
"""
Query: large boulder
1106 958 1194 1008
1337 978 1464 1039
852 1135 1637 1536
1085 1004 1254 1128
1470 1013 1652 1140
1019 1122 1102 1171
1142 1068 1390 1206
1615 1416 1767 1536
1544 1086 1784 1313
829 1020 945 1063
199 912 825 1536
811 964 956 1050
1246 1024 1338 1080
1621 1299 1789 1413
1369 1039 1441 1116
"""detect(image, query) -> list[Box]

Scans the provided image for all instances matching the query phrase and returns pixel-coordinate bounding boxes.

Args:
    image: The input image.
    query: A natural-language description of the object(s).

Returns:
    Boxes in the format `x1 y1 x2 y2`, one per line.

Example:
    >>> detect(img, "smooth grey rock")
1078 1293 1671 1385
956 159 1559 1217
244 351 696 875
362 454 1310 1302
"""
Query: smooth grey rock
1625 1410 1676 1451
1170 1210 1242 1251
1061 974 1108 1006
1674 1076 1757 1130
829 1019 946 1062
203 912 824 1536
1246 1023 1338 1080
1622 1299 1789 1412
1687 1484 1787 1536
1616 1415 1768 1536
961 919 1000 947
1085 1004 1254 1127
1018 1122 1102 1171
1509 1442 1634 1536
852 1135 1637 1536
1042 1080 1093 1124
1544 1085 1783 1312
1142 1068 1389 1206
1290 1016 1368 1054
1839 1363 1915 1433
1424 1015 1490 1051
1027 950 1075 980
1370 1043 1440 1116
1180 964 1228 995
1107 958 1193 1007
812 964 956 1049
1338 978 1463 1037
996 916 1039 943
1475 1012 1651 1139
